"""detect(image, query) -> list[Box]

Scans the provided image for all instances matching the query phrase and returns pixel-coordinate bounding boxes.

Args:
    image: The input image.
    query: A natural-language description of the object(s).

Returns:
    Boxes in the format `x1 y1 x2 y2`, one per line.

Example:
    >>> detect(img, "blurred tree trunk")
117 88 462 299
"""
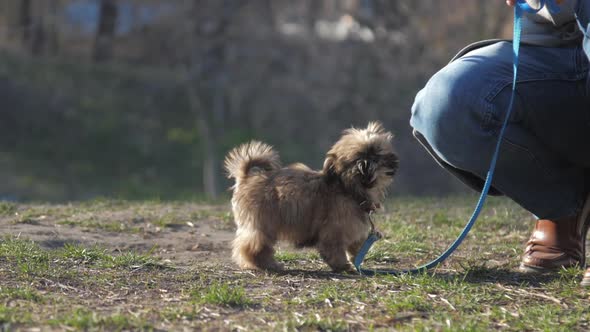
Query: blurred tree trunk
186 0 246 199
93 0 118 62
46 0 60 55
19 0 32 51
189 92 222 199
19 0 47 55
186 82 224 199
30 16 45 55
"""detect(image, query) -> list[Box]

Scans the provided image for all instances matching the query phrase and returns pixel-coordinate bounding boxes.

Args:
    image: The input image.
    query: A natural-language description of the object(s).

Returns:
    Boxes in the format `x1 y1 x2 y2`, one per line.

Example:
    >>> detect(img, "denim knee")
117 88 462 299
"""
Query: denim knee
410 41 589 219
410 64 487 170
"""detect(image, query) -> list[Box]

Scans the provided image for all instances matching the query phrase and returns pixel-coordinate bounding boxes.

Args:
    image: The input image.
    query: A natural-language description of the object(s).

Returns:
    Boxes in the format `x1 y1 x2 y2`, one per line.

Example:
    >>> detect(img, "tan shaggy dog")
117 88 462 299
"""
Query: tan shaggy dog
224 122 398 272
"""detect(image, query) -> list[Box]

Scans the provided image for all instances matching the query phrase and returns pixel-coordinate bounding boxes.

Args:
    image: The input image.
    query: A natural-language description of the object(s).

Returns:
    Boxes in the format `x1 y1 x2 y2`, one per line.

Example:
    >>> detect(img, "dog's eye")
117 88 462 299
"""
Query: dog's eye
385 171 396 176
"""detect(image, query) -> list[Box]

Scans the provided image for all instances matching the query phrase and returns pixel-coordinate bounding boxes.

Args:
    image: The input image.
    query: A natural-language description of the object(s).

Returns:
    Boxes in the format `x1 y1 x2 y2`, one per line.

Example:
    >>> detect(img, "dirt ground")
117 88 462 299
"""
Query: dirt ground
1 201 236 268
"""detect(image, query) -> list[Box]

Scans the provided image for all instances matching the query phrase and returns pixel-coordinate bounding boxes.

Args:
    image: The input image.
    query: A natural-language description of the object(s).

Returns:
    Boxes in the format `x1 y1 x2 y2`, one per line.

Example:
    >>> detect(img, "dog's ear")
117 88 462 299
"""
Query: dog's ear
323 153 337 176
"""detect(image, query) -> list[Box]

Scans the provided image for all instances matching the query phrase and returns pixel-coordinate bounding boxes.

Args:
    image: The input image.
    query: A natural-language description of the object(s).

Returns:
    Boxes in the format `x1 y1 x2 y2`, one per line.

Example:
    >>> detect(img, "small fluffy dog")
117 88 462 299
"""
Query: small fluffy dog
224 122 398 272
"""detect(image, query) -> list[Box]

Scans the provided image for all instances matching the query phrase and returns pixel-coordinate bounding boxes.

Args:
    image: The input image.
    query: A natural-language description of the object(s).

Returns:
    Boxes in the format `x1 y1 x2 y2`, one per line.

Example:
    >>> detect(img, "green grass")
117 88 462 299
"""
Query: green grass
0 197 589 331
59 243 111 265
0 237 167 278
105 251 167 269
0 237 47 261
0 287 45 303
10 209 48 225
0 202 16 216
0 237 50 276
275 250 320 263
152 215 183 229
58 243 167 270
0 305 32 325
49 308 153 331
192 281 251 307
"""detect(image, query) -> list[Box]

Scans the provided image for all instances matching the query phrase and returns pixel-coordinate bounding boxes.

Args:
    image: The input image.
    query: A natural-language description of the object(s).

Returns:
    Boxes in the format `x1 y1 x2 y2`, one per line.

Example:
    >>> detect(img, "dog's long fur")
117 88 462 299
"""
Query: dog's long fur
224 122 398 272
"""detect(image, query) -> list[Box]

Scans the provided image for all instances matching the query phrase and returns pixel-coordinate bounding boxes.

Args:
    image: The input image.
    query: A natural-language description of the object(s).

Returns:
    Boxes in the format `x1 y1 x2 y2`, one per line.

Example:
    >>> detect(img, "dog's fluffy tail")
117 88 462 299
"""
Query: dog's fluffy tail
224 141 281 181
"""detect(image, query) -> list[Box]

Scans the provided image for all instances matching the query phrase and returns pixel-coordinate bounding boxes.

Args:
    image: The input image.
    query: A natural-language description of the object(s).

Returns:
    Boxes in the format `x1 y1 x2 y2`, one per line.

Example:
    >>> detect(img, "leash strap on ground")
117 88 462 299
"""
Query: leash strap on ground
354 0 557 276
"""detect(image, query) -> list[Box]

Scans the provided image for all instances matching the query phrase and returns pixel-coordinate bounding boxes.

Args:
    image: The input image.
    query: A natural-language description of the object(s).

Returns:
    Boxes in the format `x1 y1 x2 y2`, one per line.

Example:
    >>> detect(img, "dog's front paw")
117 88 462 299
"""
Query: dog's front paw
343 266 360 275
332 263 359 275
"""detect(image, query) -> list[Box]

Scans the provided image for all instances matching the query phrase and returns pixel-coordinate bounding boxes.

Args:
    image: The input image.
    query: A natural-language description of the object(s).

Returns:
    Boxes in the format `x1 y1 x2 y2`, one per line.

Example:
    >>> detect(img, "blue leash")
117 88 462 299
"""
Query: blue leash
354 0 560 276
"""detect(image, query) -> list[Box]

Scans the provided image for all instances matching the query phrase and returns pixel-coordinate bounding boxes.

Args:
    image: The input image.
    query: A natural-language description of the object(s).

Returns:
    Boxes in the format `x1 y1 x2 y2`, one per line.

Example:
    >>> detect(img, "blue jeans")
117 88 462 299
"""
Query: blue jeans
410 8 590 219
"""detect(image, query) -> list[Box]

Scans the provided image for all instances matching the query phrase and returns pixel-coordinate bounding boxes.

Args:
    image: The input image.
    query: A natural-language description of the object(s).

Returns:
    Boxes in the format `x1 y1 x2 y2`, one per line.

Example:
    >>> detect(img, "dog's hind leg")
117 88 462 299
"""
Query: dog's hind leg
232 227 282 271
318 242 356 273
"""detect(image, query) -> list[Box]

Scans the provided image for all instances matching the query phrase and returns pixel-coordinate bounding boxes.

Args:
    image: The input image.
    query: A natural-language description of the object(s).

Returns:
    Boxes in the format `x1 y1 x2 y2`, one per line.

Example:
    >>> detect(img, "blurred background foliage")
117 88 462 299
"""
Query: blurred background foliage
0 0 512 201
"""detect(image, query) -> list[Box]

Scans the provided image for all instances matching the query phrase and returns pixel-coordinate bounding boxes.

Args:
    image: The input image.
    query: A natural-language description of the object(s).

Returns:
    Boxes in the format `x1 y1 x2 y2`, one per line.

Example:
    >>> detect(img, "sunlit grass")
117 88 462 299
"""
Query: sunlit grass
191 281 251 307
48 308 153 331
0 202 16 216
0 197 588 331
